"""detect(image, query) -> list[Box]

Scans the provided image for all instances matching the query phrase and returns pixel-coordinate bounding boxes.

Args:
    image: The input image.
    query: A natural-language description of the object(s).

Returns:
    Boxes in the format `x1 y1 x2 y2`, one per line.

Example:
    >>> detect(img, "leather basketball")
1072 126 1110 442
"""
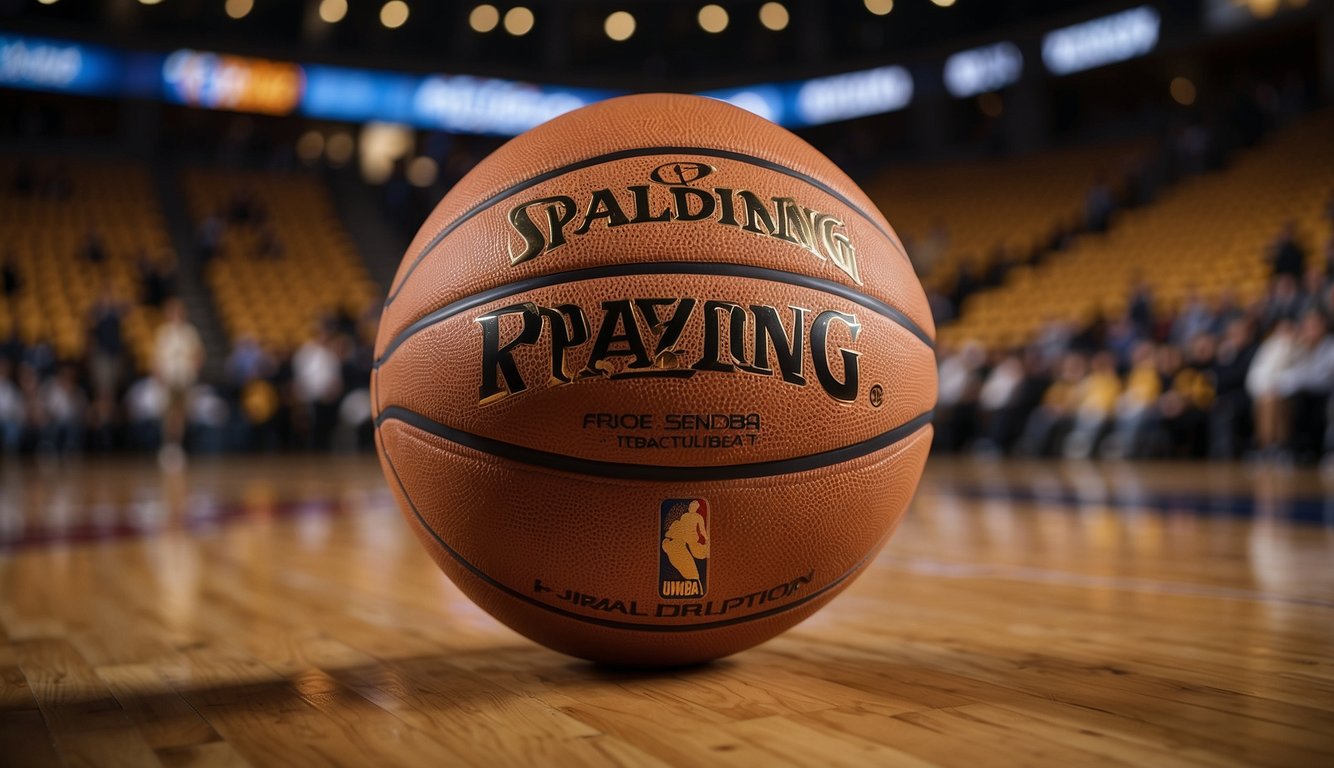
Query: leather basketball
373 93 936 666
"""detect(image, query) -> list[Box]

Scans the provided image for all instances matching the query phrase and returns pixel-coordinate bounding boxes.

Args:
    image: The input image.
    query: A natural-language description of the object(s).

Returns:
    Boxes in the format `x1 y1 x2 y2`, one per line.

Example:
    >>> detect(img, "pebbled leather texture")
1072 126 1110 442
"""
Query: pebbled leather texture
374 93 937 666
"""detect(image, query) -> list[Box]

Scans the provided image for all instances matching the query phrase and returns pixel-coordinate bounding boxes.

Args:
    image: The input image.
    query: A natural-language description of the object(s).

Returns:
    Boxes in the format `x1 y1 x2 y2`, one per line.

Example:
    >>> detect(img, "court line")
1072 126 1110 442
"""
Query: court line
889 556 1334 609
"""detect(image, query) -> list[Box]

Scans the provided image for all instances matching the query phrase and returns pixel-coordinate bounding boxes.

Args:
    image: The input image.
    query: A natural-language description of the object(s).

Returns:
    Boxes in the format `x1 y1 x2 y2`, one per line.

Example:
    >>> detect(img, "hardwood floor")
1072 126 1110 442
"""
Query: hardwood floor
1 456 1331 767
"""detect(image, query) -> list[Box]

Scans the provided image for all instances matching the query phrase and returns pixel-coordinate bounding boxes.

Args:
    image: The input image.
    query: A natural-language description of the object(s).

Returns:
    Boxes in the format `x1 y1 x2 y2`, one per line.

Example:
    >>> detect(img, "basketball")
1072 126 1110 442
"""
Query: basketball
372 93 937 666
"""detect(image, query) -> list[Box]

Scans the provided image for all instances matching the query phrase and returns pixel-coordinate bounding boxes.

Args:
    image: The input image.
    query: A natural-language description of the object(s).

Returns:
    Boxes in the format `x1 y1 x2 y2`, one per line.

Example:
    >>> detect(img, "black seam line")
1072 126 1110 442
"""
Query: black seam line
380 435 891 633
377 406 934 482
374 260 934 369
383 144 906 307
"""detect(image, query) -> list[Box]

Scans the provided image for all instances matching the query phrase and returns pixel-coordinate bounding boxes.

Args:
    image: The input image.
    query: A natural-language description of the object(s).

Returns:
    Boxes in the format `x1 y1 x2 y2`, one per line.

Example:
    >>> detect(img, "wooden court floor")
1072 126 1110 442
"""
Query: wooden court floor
1 455 1331 767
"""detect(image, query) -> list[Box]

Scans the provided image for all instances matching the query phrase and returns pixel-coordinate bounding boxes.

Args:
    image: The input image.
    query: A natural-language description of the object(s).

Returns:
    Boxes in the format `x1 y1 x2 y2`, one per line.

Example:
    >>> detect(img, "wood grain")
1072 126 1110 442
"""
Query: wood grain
0 456 1330 767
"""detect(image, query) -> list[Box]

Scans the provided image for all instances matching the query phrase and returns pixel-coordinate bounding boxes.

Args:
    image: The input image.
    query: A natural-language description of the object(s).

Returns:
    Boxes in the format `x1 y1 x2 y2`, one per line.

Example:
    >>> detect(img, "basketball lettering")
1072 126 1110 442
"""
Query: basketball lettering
474 299 861 405
505 171 862 284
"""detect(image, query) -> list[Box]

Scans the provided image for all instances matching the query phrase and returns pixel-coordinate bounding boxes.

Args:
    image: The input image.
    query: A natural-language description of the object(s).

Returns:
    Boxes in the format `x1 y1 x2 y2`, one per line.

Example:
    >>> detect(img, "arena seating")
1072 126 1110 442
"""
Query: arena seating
0 156 172 369
182 169 378 351
938 110 1334 349
870 141 1147 294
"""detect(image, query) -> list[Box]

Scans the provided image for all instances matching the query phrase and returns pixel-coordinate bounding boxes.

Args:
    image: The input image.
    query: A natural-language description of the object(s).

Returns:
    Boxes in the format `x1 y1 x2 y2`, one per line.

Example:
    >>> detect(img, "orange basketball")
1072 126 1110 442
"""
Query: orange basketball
373 93 936 666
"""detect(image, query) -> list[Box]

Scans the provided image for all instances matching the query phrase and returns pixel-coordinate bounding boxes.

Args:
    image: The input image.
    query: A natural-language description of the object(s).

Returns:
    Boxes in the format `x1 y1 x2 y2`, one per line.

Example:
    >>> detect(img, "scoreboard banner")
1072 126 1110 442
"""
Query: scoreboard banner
0 3 1180 135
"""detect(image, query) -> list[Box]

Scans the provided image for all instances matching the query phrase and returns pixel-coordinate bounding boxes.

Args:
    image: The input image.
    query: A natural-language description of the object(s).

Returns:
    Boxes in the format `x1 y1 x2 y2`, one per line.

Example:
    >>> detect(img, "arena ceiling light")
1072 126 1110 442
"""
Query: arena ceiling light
318 0 347 24
604 11 636 42
325 132 354 166
1042 6 1161 76
863 0 892 16
380 1 410 29
37 0 59 6
1170 76 1197 105
698 4 729 34
296 131 324 163
138 0 164 6
930 0 956 7
407 156 439 188
225 0 253 20
503 6 535 36
943 41 1022 98
758 2 789 31
469 4 500 33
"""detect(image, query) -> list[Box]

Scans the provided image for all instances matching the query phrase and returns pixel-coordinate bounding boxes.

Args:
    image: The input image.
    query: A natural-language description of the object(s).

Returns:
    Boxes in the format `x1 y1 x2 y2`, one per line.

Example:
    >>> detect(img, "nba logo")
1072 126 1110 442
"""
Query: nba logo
659 498 709 598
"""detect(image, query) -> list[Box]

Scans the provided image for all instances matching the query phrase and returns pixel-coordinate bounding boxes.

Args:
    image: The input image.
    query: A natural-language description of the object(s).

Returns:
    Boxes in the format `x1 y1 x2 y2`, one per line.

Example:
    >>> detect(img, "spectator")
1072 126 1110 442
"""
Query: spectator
225 335 270 392
1209 290 1244 335
1261 275 1303 330
39 364 85 456
79 231 107 265
1268 221 1305 280
1000 348 1053 453
1127 279 1155 338
1072 310 1110 355
982 244 1013 288
0 360 22 455
239 377 281 451
138 252 176 309
1246 320 1297 458
153 299 204 468
86 283 127 447
1106 313 1139 368
196 211 225 263
1017 353 1086 457
1085 173 1115 233
17 363 43 452
974 352 1024 455
1158 339 1215 458
1297 267 1329 317
255 225 284 260
1209 318 1258 459
1034 316 1074 366
1276 312 1334 463
1104 343 1161 459
124 376 167 451
1 251 20 298
951 263 980 315
292 323 344 451
1171 289 1215 346
227 189 262 225
1063 351 1121 459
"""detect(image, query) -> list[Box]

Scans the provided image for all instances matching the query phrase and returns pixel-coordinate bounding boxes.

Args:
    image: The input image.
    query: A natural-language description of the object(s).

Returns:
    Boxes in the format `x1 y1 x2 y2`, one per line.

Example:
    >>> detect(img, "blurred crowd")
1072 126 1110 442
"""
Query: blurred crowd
0 291 377 464
933 218 1334 465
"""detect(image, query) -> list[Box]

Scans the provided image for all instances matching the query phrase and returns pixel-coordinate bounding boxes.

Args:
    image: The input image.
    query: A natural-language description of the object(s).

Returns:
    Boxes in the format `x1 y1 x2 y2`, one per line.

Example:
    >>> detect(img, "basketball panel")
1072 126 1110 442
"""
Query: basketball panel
375 272 937 467
377 416 932 664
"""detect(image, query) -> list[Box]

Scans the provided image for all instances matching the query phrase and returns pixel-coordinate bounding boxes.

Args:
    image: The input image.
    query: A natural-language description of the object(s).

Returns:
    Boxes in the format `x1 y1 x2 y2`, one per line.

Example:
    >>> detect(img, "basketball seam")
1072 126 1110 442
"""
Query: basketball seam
379 425 929 633
383 145 908 308
374 261 934 369
376 406 933 481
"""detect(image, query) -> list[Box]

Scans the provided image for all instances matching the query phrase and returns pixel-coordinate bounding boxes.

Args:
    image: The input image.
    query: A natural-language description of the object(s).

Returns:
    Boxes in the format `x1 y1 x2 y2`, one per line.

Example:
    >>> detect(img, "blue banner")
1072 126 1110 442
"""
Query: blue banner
0 33 128 97
701 65 914 128
0 32 914 133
